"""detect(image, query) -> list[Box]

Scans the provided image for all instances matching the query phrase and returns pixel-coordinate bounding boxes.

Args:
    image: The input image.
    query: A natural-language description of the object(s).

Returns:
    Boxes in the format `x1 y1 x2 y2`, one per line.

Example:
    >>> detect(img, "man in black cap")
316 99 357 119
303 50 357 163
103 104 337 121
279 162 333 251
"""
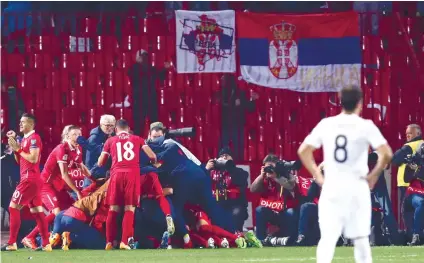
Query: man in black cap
205 147 249 232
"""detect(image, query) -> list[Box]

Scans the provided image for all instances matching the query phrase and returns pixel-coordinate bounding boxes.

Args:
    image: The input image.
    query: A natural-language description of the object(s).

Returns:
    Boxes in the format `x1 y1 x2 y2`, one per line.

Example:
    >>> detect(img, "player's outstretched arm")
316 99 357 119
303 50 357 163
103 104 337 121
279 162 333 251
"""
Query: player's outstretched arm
59 162 82 200
97 152 109 167
367 144 393 189
142 144 157 163
297 143 324 186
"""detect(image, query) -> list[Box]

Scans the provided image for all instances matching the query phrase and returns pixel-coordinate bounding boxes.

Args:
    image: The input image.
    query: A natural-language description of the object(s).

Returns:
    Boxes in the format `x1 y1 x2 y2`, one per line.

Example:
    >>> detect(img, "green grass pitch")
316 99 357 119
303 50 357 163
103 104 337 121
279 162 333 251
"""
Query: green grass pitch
1 247 423 263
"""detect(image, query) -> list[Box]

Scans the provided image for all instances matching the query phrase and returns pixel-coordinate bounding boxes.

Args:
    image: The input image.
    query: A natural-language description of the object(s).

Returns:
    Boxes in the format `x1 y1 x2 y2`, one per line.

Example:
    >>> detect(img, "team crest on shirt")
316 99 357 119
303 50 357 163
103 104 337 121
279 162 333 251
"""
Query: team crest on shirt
63 154 68 161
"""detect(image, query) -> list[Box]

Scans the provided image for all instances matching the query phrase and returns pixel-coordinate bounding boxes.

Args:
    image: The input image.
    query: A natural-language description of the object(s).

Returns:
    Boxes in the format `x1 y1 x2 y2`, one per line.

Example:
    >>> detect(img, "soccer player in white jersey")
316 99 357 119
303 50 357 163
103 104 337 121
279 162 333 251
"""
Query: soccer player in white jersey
297 87 393 263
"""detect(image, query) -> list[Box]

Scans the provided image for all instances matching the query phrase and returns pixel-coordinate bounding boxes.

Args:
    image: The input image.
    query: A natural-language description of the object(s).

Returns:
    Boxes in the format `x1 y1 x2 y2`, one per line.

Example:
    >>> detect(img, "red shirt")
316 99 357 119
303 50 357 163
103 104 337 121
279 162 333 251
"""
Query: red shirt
17 130 42 181
41 142 83 191
103 132 145 172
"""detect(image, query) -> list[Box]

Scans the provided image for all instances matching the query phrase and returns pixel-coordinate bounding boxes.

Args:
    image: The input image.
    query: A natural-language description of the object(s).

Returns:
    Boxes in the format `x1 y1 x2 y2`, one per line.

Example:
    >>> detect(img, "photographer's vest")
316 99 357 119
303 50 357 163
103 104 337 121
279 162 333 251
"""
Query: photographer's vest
295 175 320 204
210 170 240 201
397 140 424 187
259 177 284 212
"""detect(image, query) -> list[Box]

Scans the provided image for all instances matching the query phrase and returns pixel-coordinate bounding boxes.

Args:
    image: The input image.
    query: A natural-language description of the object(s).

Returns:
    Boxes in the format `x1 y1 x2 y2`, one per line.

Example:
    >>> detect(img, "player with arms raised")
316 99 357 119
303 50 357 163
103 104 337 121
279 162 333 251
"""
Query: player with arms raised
98 119 157 250
1 113 51 251
297 87 393 263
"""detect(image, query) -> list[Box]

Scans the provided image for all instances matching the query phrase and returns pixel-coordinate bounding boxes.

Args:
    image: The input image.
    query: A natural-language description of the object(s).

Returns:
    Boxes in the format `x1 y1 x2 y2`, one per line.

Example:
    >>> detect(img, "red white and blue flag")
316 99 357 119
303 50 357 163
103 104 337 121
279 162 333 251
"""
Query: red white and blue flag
237 12 361 92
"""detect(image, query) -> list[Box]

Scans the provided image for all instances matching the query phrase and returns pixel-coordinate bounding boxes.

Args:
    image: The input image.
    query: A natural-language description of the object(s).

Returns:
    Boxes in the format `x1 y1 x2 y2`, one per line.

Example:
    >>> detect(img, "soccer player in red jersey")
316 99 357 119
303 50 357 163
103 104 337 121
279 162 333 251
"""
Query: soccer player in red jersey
1 113 51 251
21 125 92 249
98 119 157 250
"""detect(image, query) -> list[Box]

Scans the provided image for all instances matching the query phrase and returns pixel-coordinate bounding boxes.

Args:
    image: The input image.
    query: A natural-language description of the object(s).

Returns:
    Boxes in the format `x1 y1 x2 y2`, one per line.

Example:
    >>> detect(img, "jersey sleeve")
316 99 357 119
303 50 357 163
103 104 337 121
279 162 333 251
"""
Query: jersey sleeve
366 121 387 149
102 139 111 155
303 120 325 148
29 135 42 150
56 145 69 164
139 136 146 147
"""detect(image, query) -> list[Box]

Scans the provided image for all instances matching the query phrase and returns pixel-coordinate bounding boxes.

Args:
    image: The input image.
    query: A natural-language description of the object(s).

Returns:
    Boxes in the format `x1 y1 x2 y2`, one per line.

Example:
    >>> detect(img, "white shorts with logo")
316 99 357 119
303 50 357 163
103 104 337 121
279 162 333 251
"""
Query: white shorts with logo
318 179 371 239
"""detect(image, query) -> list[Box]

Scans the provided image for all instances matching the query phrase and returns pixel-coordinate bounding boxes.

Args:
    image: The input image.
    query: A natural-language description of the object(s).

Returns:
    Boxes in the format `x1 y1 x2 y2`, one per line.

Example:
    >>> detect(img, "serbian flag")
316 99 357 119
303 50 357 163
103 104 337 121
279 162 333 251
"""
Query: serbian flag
237 12 361 92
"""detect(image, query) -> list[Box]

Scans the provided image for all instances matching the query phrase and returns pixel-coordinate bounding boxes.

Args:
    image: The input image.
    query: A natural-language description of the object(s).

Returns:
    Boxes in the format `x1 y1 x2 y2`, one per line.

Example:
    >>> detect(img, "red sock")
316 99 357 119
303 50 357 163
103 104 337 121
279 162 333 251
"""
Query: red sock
190 232 208 247
26 213 56 239
33 212 50 246
198 225 237 243
121 211 135 244
157 196 171 216
8 207 21 244
106 210 118 243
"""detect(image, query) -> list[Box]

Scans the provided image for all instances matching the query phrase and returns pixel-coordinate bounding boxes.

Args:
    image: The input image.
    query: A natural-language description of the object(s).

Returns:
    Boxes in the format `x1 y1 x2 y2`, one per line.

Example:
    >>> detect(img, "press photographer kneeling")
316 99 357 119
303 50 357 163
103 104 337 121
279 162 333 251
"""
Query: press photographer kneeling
402 142 424 246
205 147 249 232
250 154 301 246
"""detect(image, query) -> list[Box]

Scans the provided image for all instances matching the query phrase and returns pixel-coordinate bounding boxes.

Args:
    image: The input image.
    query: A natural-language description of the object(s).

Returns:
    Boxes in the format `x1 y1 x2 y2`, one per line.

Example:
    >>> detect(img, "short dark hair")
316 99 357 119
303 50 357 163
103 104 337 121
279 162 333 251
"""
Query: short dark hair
116 119 129 129
22 113 36 124
340 87 363 112
263 153 279 164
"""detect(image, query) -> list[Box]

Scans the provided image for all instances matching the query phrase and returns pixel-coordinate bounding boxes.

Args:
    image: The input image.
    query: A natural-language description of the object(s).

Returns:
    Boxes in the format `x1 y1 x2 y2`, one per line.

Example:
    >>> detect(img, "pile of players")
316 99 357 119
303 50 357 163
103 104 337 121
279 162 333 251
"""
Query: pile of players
1 115 262 251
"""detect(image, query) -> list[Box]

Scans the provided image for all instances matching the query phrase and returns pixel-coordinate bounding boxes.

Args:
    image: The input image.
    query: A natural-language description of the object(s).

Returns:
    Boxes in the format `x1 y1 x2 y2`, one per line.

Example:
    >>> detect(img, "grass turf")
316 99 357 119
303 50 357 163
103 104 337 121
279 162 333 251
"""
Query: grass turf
1 247 423 263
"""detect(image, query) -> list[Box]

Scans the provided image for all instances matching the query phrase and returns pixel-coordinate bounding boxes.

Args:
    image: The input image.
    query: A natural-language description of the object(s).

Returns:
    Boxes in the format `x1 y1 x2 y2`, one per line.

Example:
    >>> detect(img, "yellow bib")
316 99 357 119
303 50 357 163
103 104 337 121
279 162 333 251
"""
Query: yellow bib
397 140 424 187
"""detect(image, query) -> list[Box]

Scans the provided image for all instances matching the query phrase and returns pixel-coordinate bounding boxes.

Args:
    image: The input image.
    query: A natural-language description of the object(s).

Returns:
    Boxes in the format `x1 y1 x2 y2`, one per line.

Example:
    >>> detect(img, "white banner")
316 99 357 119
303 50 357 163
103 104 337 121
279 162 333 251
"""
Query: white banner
175 10 236 73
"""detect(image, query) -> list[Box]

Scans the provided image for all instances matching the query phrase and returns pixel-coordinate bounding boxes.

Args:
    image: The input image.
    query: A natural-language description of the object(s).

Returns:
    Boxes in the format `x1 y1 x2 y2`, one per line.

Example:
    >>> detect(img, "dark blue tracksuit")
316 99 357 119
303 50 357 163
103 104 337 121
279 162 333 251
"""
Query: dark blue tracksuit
147 137 235 235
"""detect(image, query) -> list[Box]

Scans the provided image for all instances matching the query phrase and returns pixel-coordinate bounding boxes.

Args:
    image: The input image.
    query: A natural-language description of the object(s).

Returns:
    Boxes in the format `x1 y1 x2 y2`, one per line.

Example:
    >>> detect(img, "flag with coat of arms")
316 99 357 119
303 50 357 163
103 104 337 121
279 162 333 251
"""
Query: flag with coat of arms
176 10 236 73
237 12 361 92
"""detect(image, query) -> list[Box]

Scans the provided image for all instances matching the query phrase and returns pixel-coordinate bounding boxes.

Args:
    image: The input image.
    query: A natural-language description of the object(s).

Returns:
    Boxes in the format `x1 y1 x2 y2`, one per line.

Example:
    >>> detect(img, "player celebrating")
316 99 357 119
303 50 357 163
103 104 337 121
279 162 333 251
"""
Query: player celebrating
297 87 393 263
1 113 51 251
98 119 157 250
21 125 91 249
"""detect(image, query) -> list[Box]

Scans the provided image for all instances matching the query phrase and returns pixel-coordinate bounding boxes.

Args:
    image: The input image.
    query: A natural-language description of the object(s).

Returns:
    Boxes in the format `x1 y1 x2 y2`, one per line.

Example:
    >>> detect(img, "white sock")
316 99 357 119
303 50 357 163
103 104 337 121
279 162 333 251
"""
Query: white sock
353 237 372 263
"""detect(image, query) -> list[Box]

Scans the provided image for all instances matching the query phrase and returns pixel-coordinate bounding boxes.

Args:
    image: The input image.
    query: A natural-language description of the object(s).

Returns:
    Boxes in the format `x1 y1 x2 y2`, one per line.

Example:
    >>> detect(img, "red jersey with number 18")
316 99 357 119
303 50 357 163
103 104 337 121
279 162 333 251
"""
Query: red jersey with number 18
102 132 145 172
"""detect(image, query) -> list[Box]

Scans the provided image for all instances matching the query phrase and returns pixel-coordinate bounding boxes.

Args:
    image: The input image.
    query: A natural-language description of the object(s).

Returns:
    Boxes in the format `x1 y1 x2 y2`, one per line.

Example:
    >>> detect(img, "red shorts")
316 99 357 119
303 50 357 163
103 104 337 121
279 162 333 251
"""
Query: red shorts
11 179 42 208
108 171 140 206
140 172 163 198
40 184 74 211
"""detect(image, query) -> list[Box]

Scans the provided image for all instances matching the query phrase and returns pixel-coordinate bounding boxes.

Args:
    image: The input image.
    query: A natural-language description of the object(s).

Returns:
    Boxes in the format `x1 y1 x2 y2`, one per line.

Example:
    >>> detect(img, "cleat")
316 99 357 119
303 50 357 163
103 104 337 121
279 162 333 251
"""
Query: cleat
127 237 137 250
42 244 52 252
1 243 17 251
408 234 421 246
235 237 247 248
166 216 175 235
22 237 38 250
220 238 229 248
159 231 169 249
49 233 61 247
207 237 215 249
105 242 113 250
61 232 72 251
119 242 131 250
245 230 263 248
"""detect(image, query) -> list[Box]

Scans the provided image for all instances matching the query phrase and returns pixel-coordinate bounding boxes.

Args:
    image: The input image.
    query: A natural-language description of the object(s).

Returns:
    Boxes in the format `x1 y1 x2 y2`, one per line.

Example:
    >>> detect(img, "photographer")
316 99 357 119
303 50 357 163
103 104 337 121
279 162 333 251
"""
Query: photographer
402 142 424 246
392 124 423 202
250 154 299 244
205 147 249 232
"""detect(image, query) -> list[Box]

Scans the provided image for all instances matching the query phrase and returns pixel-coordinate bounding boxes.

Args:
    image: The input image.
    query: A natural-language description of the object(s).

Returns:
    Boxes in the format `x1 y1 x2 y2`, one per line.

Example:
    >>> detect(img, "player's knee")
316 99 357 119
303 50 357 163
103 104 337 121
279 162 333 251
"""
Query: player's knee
124 205 135 212
110 205 120 212
29 206 44 213
9 202 22 210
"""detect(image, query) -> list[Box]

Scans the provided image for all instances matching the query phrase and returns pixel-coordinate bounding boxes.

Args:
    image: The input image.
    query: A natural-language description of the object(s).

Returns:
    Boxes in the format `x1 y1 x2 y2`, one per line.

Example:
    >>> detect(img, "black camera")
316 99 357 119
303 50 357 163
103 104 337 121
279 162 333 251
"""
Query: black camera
405 143 424 166
264 160 302 179
164 127 196 139
213 158 236 171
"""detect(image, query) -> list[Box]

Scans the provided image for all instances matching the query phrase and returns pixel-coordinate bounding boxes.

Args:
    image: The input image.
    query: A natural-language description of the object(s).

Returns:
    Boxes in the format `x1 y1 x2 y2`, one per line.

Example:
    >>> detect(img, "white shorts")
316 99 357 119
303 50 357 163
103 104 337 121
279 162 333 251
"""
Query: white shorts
318 180 371 239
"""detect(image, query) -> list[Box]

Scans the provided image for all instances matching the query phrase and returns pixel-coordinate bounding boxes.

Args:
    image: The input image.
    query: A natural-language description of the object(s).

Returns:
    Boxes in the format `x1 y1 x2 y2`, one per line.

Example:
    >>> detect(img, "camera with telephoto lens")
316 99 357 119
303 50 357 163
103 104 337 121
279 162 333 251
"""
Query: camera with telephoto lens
264 160 302 179
164 127 196 139
213 158 236 171
404 143 424 167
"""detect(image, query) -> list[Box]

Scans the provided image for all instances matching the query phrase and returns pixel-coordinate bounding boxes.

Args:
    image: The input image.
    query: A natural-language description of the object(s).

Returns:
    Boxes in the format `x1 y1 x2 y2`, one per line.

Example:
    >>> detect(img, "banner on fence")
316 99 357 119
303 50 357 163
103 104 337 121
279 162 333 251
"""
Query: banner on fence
176 10 236 73
237 12 361 92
